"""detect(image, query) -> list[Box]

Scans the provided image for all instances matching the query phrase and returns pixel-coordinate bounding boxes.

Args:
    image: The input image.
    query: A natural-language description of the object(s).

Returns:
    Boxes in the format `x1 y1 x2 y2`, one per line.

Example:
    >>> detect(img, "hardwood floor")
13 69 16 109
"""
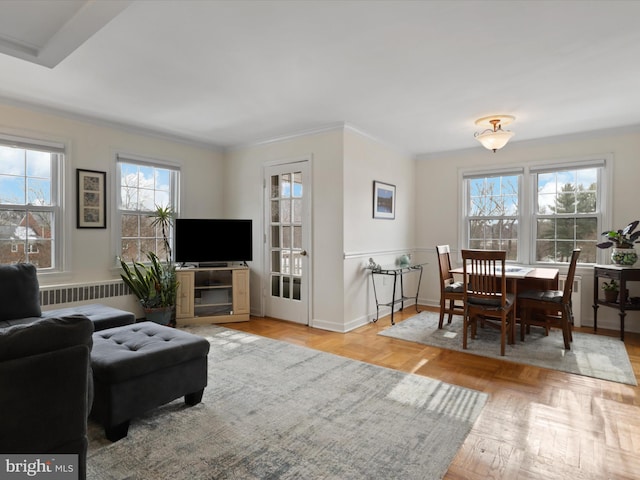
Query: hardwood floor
221 306 640 480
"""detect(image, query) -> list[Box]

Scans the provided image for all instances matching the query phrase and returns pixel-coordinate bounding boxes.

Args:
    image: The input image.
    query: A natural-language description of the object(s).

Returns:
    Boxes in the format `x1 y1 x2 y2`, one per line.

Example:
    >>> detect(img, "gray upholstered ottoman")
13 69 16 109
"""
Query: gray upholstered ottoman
43 304 135 331
90 321 210 441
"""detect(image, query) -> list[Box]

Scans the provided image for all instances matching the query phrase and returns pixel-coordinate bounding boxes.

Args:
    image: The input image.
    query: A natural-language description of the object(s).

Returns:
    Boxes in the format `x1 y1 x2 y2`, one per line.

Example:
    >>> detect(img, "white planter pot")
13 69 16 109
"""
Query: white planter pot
611 248 638 266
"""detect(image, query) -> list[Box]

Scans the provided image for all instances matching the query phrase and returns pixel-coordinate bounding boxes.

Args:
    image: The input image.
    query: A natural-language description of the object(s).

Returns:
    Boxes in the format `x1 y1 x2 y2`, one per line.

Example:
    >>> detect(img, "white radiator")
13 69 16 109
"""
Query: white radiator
559 275 582 327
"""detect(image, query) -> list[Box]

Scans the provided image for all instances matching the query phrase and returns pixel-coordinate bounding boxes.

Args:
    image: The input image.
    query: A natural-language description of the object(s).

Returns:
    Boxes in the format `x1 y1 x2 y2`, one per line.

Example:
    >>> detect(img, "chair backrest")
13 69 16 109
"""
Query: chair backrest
461 249 508 307
436 245 454 289
561 249 581 303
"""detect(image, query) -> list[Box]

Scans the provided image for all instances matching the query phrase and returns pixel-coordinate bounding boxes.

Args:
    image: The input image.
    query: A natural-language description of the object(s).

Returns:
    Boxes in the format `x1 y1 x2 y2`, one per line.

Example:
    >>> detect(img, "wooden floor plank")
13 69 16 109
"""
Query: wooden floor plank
220 306 640 479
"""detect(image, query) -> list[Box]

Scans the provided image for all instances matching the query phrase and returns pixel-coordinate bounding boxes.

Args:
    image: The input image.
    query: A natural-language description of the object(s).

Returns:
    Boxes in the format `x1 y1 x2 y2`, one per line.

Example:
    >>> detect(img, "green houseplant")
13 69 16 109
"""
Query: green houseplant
601 279 619 303
596 220 639 266
120 252 178 325
119 205 178 326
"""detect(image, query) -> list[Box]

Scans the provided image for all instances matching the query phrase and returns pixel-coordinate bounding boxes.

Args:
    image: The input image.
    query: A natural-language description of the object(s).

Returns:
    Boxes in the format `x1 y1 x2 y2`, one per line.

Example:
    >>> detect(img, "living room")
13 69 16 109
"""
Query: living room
1 1 639 479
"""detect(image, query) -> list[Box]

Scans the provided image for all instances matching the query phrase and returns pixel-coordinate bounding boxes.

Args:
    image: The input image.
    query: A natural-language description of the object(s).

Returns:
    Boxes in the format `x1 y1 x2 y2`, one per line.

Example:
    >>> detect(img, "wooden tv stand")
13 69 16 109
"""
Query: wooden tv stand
175 265 250 325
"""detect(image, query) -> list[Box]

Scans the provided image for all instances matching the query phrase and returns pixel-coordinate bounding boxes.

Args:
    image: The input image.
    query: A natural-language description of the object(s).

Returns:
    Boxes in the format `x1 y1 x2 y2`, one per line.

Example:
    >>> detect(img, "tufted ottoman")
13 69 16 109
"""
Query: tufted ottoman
90 321 210 441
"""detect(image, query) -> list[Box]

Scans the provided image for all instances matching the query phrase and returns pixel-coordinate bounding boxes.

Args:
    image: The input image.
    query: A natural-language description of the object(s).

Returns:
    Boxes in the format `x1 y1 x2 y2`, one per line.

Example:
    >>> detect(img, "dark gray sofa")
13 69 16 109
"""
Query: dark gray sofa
0 263 135 480
0 314 93 480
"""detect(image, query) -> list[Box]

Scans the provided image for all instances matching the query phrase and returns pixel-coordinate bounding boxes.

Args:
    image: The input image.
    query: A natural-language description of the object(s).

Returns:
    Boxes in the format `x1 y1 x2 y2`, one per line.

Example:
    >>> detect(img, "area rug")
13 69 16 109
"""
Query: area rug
379 312 637 386
87 326 488 480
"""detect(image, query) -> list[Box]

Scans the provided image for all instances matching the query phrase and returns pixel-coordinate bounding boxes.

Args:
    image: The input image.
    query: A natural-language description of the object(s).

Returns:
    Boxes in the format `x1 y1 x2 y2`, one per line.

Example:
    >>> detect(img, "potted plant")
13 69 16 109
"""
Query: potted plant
601 279 620 303
596 220 639 266
150 205 178 326
119 252 178 325
149 205 174 263
119 205 178 326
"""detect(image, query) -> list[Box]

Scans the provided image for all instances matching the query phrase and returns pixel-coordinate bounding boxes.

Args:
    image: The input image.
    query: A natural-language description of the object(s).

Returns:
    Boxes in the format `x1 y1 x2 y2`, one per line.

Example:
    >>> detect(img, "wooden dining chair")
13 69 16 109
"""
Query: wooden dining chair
517 249 580 350
462 249 515 356
436 245 464 328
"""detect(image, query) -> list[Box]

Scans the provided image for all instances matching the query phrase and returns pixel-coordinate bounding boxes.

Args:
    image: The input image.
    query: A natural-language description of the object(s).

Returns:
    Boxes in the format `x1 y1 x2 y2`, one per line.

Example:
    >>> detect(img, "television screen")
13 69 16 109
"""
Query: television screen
174 219 253 265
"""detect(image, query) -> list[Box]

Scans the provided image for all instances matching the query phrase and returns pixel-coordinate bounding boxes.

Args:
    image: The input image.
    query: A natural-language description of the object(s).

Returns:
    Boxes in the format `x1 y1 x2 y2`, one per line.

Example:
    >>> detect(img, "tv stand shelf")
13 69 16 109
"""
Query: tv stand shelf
176 265 250 325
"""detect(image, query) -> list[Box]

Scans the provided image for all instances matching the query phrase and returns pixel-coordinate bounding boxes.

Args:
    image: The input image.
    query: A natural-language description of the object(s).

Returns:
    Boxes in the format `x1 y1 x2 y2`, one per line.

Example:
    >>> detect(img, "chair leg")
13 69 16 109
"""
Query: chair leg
462 310 469 349
447 299 454 324
561 305 572 349
438 297 446 329
500 314 506 356
509 310 515 345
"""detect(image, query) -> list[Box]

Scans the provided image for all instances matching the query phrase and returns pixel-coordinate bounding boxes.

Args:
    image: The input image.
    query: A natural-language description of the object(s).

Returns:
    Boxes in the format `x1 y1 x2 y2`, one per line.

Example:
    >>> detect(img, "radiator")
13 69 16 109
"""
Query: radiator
39 280 130 307
559 275 582 327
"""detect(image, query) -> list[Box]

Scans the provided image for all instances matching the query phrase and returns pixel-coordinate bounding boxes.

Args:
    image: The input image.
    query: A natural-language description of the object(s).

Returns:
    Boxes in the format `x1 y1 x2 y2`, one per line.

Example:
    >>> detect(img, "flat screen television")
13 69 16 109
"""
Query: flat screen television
174 218 252 265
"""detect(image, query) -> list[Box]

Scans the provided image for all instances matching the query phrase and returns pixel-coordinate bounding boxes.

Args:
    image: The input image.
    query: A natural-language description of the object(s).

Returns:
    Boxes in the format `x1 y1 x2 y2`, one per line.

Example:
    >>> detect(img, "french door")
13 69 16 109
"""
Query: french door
264 159 311 324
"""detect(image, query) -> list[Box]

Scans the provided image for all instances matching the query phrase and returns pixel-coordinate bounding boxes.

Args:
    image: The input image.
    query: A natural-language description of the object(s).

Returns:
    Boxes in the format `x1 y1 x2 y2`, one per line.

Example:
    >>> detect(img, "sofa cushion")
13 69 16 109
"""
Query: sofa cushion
0 263 41 321
42 304 135 331
0 314 94 362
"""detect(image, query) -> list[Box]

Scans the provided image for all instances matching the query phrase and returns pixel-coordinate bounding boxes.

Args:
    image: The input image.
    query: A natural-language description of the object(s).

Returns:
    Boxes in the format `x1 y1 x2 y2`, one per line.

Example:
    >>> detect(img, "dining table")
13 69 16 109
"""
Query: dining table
449 265 559 317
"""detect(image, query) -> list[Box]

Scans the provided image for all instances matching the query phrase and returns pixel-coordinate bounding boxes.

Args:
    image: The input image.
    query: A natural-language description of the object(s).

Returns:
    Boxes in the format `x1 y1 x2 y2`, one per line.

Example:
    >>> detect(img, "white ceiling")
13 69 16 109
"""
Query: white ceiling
1 0 640 156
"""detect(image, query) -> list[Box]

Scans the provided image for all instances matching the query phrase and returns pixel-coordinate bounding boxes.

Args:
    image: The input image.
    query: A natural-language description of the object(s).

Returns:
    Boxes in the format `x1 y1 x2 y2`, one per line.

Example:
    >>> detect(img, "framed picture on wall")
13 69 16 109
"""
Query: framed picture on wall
77 169 106 228
372 180 396 219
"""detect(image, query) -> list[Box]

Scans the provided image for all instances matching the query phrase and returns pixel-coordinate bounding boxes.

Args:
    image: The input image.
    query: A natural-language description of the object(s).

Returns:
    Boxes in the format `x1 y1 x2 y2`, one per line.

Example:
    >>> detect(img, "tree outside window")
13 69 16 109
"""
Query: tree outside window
118 160 179 263
0 144 59 268
463 161 604 265
535 168 598 263
466 174 519 261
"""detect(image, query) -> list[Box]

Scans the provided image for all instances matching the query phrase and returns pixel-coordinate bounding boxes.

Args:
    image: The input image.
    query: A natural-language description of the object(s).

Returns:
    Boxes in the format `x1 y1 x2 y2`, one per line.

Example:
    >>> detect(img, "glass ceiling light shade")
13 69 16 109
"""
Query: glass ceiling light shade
474 115 515 152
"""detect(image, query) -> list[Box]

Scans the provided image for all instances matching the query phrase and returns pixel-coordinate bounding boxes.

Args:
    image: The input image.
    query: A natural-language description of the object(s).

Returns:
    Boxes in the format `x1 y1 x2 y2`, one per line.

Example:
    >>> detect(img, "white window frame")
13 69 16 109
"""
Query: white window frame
0 133 64 272
115 153 180 264
530 159 606 265
461 167 524 262
460 155 611 265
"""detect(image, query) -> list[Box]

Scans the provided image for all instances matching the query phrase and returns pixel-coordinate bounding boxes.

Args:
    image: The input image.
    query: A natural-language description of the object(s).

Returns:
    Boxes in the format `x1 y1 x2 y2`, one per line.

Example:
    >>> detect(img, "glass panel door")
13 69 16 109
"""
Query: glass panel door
264 161 310 324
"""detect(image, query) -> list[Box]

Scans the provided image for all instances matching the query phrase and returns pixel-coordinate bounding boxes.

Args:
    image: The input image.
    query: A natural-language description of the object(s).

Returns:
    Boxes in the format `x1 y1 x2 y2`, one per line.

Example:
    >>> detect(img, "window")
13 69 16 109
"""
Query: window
462 159 607 265
464 172 521 261
117 155 179 263
0 135 63 269
533 165 600 264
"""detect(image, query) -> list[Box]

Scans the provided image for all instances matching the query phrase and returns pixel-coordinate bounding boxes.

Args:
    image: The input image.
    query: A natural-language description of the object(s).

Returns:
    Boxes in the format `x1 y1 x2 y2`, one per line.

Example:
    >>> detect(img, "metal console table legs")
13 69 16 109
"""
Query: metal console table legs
370 263 425 325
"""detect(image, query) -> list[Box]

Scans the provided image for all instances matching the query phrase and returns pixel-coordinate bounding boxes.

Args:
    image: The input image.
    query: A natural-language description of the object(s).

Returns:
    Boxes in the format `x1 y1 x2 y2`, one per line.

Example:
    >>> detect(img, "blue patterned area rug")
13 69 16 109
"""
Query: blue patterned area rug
87 326 488 480
379 312 637 386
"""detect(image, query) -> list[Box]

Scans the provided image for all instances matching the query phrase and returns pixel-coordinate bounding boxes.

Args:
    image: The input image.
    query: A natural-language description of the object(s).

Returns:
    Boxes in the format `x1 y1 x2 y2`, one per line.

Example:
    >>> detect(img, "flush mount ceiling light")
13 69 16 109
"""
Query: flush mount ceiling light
474 115 515 152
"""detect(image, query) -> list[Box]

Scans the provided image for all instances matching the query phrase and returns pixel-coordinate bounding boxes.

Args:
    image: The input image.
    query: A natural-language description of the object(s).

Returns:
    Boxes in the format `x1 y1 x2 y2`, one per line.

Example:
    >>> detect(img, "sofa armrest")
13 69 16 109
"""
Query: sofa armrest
0 314 93 480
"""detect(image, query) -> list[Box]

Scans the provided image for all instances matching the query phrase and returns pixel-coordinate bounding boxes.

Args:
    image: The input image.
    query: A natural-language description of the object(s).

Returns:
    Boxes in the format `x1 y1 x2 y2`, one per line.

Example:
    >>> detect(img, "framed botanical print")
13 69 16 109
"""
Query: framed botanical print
373 180 396 219
77 169 106 228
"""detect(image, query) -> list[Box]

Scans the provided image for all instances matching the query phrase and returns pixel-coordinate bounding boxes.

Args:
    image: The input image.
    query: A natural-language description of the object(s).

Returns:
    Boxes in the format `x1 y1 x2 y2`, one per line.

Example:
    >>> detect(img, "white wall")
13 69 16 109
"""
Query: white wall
225 126 416 332
416 128 640 334
343 128 416 330
0 102 223 316
224 128 346 330
5 100 639 335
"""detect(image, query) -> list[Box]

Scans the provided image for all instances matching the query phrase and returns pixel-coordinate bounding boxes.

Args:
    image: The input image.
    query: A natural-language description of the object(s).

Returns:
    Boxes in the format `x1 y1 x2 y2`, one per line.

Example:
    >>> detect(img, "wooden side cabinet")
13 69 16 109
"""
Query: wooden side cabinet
176 265 250 325
593 264 640 341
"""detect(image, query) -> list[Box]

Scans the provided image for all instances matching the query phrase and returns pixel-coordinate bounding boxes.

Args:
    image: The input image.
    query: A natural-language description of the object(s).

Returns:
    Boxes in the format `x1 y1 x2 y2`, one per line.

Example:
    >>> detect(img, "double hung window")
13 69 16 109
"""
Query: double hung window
0 135 63 269
464 172 521 261
117 155 180 263
532 164 600 264
462 158 606 265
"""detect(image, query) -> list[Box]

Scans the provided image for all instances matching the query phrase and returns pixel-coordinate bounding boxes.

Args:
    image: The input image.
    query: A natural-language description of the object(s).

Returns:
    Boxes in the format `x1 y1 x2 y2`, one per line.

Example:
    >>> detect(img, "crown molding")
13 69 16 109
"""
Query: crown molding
0 95 225 152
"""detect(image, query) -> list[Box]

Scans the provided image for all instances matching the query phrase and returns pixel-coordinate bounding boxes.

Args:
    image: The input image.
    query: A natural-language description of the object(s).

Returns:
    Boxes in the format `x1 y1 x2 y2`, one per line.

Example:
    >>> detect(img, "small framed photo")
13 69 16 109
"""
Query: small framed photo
77 169 106 228
373 180 396 219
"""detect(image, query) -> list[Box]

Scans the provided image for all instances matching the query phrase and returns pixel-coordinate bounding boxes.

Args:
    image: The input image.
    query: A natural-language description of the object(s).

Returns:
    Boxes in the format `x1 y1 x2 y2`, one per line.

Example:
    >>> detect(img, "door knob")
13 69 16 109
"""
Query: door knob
300 250 307 256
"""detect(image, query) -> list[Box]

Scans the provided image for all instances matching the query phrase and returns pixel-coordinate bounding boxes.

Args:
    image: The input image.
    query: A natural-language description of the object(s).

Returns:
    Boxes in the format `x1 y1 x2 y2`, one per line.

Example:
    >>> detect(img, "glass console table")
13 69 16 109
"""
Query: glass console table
369 262 425 325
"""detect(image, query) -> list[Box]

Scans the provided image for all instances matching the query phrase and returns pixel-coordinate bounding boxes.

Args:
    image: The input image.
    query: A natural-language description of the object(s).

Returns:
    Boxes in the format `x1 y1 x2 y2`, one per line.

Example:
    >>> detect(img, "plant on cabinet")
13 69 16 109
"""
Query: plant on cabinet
601 279 620 303
596 220 639 266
